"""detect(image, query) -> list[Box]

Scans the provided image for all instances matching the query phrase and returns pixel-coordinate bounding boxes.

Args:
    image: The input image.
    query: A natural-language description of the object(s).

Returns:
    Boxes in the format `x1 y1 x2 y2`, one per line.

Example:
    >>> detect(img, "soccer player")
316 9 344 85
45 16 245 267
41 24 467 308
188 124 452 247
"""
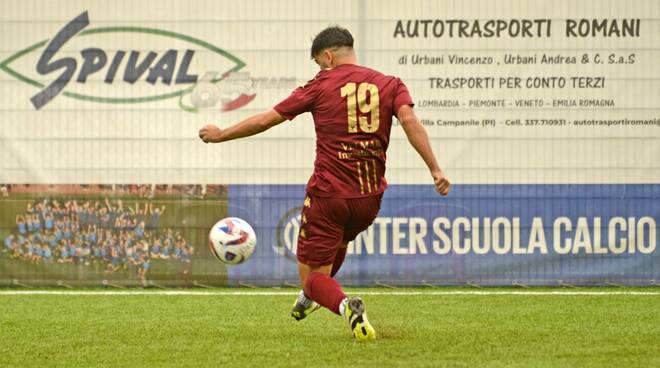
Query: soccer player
199 26 450 341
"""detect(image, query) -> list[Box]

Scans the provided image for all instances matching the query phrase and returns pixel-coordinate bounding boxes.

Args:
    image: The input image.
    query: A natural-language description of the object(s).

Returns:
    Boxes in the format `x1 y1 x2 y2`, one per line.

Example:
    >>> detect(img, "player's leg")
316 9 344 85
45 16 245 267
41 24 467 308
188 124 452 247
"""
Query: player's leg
297 260 332 286
292 242 346 320
290 261 325 321
298 194 379 341
299 256 375 341
330 242 348 277
336 193 383 341
299 260 347 316
291 194 346 321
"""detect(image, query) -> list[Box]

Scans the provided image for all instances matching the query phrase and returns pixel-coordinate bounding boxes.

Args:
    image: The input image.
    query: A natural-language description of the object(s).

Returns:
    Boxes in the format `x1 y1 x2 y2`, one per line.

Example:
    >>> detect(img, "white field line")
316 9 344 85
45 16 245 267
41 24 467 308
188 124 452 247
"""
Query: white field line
0 290 659 296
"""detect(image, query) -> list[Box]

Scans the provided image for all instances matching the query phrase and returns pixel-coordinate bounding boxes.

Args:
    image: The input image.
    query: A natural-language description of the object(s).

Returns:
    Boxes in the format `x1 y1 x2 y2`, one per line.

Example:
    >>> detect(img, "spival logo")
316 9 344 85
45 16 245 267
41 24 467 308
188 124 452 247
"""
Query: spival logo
0 11 255 112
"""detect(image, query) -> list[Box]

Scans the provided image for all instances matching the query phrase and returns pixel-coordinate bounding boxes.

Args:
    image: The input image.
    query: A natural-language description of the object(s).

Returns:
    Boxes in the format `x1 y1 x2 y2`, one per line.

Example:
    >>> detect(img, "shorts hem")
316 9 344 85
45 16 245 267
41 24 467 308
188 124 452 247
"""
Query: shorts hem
296 256 334 268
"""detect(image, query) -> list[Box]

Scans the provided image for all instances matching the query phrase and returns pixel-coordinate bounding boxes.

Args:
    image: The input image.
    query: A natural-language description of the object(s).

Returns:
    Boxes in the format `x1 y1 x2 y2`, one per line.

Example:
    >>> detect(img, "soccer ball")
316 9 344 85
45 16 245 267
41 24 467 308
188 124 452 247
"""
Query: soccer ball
208 217 257 265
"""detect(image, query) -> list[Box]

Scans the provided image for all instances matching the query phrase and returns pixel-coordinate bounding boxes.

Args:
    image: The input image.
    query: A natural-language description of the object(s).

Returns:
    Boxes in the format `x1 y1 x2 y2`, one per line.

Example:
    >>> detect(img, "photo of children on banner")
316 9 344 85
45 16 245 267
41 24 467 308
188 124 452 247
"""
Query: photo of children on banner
3 198 193 278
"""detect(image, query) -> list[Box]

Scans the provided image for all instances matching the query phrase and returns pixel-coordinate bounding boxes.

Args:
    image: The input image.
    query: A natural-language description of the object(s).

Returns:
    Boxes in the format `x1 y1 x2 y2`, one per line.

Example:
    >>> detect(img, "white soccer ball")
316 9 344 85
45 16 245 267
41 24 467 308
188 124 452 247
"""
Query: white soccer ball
208 217 257 265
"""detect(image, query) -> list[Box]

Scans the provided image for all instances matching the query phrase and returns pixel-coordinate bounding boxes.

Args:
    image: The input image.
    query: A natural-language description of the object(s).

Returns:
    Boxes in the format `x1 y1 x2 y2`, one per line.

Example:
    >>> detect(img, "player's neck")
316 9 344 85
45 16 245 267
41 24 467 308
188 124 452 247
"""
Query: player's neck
331 53 357 69
332 56 358 68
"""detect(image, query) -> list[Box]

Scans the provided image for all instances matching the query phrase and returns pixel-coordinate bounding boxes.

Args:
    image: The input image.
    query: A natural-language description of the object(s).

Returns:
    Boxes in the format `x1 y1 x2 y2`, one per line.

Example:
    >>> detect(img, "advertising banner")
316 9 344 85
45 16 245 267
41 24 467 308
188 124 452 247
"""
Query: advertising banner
229 185 659 286
1 0 658 285
1 185 227 286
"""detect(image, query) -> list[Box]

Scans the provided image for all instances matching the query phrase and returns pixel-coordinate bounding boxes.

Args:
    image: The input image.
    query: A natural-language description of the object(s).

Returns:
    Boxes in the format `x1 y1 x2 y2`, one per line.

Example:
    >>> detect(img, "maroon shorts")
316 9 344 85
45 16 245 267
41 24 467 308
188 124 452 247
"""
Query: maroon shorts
296 192 383 267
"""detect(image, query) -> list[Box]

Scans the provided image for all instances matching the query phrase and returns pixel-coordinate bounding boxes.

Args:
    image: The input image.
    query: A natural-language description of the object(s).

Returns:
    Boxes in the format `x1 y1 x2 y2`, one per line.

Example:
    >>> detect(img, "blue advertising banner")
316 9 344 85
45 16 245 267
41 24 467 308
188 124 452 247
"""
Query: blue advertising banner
228 185 659 286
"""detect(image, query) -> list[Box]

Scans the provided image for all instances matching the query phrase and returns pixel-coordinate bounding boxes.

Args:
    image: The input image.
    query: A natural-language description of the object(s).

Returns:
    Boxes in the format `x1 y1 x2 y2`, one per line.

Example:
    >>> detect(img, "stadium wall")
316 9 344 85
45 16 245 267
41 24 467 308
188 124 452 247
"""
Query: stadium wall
0 0 658 286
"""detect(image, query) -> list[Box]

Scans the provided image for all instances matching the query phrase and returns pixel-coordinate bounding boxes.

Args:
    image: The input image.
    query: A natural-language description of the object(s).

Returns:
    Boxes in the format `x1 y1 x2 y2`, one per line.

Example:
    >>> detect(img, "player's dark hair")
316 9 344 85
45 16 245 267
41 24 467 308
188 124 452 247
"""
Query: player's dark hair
310 26 354 58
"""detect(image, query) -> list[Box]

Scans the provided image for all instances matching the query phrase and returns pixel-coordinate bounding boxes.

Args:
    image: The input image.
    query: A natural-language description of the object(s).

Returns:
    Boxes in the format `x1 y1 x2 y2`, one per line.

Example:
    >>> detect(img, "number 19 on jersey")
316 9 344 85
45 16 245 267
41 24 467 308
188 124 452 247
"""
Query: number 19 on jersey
340 82 380 133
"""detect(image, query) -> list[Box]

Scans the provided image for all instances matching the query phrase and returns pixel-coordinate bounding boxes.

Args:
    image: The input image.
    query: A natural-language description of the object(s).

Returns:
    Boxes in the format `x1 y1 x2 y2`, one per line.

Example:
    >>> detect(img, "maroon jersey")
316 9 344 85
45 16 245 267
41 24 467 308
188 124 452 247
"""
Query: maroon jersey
274 64 414 198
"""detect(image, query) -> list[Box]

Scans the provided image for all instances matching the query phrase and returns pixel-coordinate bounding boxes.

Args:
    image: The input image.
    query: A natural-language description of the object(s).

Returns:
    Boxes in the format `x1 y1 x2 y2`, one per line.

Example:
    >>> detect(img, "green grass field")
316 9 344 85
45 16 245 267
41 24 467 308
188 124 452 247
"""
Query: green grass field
1 288 658 367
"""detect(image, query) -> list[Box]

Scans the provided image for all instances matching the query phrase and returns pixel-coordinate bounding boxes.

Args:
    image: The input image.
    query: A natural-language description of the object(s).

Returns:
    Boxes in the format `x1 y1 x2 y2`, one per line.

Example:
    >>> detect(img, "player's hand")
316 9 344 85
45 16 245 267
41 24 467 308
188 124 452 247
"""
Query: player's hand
198 125 223 143
432 170 450 196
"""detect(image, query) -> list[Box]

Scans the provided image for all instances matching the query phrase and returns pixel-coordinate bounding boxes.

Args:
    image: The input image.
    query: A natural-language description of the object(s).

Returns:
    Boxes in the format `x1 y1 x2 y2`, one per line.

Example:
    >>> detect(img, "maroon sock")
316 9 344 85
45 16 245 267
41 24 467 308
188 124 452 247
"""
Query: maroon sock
304 271 346 315
330 247 347 277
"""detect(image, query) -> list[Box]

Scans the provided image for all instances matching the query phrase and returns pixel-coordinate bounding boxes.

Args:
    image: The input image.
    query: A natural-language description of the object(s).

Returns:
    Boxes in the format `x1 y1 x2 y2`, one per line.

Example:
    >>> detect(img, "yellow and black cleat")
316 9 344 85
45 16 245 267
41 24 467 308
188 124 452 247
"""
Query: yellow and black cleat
344 297 376 341
291 300 321 321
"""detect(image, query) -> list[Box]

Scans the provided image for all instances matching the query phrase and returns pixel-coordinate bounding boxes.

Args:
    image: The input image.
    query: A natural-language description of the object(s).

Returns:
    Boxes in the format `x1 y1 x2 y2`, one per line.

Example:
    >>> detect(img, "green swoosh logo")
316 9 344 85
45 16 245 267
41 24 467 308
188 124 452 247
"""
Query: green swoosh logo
0 26 246 105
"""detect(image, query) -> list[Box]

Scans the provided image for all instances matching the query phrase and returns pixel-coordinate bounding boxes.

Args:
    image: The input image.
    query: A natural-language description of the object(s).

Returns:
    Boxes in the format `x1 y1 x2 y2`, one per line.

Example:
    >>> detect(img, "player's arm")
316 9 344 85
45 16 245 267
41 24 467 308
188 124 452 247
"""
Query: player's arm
198 110 286 143
395 104 451 196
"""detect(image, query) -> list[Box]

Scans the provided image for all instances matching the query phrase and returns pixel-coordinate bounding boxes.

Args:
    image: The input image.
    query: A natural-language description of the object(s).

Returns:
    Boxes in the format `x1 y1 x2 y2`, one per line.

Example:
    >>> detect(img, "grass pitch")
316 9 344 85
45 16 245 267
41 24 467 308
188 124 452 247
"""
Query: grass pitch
1 288 658 368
